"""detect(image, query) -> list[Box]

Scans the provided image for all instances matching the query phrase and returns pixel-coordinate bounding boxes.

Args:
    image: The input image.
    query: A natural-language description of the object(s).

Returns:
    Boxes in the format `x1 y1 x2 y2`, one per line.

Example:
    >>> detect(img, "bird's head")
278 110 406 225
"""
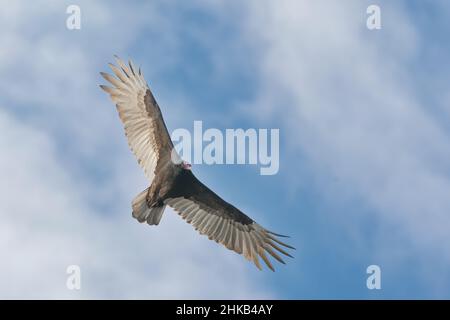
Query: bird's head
181 161 192 170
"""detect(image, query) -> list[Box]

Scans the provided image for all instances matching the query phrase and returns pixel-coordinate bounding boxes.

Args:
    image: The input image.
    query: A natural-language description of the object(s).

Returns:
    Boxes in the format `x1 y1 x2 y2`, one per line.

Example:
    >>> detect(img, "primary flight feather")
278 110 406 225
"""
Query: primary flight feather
100 56 294 271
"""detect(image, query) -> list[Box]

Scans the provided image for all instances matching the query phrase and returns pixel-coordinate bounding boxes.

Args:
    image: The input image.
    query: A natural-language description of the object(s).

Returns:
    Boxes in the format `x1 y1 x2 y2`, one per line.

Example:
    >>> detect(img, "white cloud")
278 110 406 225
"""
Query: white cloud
4 0 449 298
242 0 450 269
0 0 272 299
0 107 271 299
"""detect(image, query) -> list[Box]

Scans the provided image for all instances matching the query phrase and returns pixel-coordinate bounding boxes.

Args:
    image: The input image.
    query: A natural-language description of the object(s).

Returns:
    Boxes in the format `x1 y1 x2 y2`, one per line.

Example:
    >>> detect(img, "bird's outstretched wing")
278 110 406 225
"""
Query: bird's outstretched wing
100 56 174 183
164 170 295 271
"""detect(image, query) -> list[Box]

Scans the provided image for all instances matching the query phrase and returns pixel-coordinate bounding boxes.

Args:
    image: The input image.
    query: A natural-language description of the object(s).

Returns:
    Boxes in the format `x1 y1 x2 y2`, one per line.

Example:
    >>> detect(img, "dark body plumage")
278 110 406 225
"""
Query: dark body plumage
165 169 254 225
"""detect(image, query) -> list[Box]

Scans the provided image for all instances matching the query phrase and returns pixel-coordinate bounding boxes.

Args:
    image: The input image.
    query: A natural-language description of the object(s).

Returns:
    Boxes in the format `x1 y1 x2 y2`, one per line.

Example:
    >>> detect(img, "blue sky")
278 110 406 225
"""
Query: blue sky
0 0 450 299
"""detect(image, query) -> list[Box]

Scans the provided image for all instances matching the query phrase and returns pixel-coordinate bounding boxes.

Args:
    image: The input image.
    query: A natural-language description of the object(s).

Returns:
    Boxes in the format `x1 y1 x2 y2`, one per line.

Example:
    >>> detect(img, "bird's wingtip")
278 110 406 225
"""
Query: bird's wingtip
267 230 290 238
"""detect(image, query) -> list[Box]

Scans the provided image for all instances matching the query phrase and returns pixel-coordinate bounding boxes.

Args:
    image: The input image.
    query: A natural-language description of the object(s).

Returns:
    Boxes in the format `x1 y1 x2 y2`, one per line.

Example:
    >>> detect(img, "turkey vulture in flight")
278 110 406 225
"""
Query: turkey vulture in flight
100 57 294 271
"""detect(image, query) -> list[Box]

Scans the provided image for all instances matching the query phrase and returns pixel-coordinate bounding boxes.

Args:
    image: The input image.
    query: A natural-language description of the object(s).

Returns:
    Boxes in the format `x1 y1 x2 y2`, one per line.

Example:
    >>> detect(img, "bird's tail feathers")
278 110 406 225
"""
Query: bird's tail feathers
132 188 166 225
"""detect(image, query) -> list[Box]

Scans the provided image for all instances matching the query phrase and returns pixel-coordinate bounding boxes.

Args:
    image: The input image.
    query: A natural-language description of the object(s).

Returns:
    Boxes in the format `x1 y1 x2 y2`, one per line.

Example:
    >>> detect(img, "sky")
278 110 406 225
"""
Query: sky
0 0 449 299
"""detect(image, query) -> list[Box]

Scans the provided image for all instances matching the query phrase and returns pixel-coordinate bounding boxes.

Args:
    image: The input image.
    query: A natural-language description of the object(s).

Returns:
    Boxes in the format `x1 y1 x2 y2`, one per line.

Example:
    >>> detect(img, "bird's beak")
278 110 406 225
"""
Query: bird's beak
183 162 192 170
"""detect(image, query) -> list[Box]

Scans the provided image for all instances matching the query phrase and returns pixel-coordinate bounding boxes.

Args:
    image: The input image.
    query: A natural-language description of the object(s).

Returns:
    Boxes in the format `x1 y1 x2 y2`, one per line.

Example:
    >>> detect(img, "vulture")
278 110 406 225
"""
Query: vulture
100 56 294 271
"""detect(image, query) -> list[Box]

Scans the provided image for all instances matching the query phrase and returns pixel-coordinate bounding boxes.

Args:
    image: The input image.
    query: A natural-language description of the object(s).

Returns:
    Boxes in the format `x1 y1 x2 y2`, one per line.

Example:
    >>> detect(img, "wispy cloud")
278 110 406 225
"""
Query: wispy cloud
240 0 450 293
2 0 449 299
0 0 272 299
